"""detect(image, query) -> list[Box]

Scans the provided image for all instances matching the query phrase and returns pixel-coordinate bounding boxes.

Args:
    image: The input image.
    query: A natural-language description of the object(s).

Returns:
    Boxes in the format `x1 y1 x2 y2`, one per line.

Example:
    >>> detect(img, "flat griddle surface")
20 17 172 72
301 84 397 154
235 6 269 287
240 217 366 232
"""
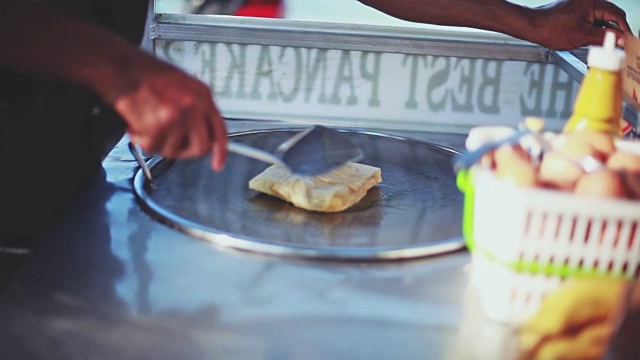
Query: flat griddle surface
133 128 464 260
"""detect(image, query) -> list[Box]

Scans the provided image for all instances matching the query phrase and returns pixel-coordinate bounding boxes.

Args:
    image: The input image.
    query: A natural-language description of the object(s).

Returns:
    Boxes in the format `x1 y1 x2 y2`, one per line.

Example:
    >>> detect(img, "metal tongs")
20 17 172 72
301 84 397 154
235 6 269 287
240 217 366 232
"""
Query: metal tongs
129 125 364 188
453 117 545 172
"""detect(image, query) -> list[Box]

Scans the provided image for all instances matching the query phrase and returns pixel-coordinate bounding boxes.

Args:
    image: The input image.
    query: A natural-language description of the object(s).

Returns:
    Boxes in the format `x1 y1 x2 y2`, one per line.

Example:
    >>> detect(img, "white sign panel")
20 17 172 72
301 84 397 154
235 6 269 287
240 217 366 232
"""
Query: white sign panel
156 40 579 133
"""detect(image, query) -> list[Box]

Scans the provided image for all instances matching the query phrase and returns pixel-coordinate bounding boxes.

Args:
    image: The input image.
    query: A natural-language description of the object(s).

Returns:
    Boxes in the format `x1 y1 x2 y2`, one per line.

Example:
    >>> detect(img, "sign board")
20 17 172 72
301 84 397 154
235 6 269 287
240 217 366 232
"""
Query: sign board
156 39 582 133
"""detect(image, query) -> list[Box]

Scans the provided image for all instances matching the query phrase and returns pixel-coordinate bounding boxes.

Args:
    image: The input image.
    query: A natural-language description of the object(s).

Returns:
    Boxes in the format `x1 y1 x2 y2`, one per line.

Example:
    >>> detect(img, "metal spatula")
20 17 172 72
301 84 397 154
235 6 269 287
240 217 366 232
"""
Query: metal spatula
228 125 363 176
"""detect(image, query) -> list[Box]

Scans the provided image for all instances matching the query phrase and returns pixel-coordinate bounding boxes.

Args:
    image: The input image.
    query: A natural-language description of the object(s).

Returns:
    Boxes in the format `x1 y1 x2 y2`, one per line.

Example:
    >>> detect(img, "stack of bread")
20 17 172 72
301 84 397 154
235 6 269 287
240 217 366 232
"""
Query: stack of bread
478 130 640 200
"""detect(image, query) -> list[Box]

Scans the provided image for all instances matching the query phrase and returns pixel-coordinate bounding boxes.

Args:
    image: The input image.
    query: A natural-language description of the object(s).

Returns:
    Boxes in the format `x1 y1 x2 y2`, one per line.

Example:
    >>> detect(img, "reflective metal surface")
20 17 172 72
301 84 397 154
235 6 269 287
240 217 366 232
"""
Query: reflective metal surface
133 128 465 260
153 14 552 62
3 129 637 359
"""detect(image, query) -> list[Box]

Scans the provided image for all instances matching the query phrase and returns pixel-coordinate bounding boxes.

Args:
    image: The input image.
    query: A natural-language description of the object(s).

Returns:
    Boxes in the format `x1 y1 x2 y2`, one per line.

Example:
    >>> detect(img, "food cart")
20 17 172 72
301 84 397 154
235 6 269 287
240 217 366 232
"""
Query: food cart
1 2 638 359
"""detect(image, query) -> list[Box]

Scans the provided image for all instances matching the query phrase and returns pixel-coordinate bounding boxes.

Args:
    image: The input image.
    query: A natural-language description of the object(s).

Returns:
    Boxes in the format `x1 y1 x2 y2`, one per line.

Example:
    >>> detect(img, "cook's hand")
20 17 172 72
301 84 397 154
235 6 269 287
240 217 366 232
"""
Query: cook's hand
0 3 227 172
111 58 228 172
532 0 632 50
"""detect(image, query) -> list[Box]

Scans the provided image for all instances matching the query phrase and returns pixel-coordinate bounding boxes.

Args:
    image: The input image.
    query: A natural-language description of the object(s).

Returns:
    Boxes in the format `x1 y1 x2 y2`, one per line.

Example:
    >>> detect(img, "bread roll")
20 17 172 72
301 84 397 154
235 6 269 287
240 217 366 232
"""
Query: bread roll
249 163 382 212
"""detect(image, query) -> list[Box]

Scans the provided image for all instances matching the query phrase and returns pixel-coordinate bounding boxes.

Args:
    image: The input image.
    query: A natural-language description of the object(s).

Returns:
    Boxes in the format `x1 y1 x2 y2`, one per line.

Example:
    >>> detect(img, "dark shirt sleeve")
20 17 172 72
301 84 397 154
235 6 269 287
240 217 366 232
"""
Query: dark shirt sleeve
0 0 150 240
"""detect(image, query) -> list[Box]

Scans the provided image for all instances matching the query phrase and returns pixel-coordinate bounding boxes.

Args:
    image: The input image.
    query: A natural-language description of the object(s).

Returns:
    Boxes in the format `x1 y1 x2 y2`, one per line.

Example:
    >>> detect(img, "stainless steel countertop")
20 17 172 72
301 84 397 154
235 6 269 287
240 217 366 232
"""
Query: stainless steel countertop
2 123 634 359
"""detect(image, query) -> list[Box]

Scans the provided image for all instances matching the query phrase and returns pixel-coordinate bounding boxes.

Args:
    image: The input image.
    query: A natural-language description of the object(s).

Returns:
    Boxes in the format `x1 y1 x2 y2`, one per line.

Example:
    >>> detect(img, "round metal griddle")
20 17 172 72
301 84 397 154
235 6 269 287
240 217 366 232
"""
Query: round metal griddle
132 128 465 260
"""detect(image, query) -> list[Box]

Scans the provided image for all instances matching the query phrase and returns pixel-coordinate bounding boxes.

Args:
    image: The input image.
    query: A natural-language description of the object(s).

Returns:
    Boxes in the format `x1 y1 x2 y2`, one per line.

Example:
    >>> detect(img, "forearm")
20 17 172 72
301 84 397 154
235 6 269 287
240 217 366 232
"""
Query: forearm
0 3 149 102
358 0 537 42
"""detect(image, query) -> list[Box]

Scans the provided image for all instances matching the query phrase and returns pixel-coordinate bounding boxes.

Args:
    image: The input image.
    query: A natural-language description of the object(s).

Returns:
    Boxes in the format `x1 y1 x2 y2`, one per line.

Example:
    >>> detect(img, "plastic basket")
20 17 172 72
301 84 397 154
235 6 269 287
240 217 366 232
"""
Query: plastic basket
457 164 640 324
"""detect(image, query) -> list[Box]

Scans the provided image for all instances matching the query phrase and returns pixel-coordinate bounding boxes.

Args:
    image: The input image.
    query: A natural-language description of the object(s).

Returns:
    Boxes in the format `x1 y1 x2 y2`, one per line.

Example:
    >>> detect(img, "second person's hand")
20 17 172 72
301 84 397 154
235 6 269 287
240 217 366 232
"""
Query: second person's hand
531 0 633 50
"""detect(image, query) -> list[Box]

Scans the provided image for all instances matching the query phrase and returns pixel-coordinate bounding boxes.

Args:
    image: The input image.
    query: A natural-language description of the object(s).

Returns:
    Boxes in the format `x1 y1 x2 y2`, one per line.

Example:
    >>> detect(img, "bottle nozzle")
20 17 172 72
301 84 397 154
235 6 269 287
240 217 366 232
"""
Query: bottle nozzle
603 31 616 51
587 30 625 71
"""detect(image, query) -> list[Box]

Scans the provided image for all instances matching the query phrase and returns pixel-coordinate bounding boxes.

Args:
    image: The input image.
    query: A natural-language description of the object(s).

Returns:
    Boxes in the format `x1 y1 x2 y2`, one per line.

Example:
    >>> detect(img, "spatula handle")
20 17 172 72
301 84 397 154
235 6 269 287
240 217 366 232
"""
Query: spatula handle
227 142 285 167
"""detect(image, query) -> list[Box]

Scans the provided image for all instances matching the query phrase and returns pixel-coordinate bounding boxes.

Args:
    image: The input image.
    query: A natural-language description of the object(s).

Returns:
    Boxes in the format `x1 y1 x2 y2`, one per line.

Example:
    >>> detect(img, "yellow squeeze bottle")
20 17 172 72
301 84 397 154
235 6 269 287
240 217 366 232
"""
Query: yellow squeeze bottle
563 31 626 135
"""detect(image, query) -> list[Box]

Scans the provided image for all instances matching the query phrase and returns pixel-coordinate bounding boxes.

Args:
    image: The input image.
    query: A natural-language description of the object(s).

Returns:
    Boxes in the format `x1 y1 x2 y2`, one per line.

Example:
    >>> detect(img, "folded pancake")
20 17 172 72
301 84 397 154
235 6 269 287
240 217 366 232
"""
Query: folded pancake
248 163 382 212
